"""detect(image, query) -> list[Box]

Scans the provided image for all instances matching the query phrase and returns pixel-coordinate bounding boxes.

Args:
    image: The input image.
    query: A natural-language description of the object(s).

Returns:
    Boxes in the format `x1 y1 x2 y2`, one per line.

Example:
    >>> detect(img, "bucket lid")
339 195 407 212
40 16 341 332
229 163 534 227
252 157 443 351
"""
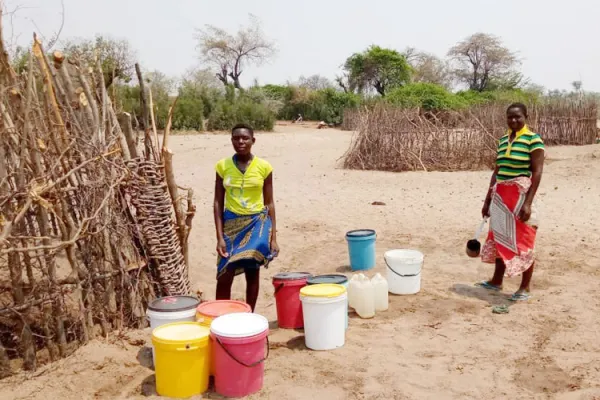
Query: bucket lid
273 272 312 281
152 322 210 343
148 295 200 312
210 313 269 338
346 229 376 237
196 300 251 318
300 283 346 298
307 274 348 285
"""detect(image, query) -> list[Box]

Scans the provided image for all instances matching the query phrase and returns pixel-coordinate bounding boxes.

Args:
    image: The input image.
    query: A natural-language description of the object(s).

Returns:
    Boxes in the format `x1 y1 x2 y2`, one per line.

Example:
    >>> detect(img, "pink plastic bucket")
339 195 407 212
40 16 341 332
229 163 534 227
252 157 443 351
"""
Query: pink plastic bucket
210 313 270 398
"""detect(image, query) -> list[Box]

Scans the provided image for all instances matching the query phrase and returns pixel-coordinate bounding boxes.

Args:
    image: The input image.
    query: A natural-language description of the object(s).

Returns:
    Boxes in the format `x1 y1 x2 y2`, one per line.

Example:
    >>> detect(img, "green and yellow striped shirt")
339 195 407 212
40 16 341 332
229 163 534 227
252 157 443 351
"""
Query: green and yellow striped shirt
496 126 545 182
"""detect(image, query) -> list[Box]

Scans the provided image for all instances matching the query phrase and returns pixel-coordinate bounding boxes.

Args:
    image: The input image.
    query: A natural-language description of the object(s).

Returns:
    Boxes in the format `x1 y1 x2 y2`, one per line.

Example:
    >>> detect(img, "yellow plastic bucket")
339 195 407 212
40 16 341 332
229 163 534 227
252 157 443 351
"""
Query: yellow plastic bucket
152 322 210 398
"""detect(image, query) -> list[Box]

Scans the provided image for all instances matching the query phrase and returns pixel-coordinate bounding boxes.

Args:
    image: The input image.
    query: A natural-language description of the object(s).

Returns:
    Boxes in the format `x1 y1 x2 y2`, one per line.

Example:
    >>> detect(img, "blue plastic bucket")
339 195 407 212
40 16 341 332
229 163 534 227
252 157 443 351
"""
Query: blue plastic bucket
307 275 349 330
345 230 376 271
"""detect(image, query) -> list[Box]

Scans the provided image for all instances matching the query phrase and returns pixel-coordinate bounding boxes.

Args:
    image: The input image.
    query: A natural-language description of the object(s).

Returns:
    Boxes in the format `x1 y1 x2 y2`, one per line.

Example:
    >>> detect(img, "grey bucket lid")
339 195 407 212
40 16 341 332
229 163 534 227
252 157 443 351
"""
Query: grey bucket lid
307 274 348 285
273 272 312 281
147 295 200 312
346 229 376 237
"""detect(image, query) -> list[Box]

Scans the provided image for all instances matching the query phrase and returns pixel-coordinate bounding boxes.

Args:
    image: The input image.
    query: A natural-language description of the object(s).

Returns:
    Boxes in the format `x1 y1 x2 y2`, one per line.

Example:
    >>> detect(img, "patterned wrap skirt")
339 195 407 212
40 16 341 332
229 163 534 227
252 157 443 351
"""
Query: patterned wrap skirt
217 209 273 279
481 176 539 277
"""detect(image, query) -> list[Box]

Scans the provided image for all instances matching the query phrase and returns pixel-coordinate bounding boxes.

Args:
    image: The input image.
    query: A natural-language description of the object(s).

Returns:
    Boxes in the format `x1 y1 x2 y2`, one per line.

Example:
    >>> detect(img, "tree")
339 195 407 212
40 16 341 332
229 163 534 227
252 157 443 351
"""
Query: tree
196 14 276 89
341 45 411 96
297 74 334 90
403 49 452 88
145 70 176 129
62 35 136 88
448 33 520 92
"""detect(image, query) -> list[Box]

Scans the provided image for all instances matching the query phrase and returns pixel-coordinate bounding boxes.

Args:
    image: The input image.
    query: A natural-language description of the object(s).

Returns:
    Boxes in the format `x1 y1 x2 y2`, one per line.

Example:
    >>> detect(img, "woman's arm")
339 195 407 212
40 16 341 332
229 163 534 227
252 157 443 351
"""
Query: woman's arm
214 173 228 257
482 165 500 218
518 150 544 221
263 173 279 256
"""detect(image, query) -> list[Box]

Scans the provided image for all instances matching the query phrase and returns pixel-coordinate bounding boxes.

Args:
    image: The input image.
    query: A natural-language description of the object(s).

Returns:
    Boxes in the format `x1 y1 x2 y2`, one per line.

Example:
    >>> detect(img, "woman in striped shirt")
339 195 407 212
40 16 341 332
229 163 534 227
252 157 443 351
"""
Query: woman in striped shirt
477 103 545 301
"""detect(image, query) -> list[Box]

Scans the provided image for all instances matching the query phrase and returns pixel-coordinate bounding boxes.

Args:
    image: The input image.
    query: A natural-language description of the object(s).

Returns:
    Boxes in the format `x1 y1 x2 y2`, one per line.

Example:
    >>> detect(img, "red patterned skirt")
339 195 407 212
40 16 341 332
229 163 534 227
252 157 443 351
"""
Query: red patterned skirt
481 177 537 277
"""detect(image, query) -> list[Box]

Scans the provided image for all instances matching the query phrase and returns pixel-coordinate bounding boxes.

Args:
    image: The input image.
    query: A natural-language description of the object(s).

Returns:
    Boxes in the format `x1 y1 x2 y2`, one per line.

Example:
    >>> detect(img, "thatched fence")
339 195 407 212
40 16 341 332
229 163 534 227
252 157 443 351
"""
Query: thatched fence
0 29 195 376
342 100 598 172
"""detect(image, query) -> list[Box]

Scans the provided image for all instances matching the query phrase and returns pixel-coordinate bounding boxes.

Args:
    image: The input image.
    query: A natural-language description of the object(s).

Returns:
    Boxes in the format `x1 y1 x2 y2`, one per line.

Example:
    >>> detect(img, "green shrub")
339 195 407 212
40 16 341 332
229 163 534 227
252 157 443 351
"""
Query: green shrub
387 83 467 111
269 86 361 124
207 92 275 131
172 90 204 131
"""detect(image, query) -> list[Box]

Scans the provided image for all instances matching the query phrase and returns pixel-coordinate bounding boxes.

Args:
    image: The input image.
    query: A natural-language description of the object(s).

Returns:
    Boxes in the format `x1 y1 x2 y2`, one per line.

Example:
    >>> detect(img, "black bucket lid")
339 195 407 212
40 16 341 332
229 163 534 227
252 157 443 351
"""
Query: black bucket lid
307 274 348 285
147 295 200 312
273 272 312 281
346 229 376 237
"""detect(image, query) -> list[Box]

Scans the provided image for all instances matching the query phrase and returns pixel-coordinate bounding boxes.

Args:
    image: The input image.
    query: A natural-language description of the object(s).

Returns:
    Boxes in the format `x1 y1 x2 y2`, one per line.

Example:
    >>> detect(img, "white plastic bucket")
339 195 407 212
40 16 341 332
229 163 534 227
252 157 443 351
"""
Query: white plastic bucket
384 249 424 295
300 284 347 351
146 296 199 361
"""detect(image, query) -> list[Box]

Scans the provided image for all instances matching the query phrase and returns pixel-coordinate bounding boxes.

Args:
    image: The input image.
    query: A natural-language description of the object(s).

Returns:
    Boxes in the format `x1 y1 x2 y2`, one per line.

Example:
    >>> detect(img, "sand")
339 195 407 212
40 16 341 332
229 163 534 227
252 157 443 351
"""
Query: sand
2 123 600 399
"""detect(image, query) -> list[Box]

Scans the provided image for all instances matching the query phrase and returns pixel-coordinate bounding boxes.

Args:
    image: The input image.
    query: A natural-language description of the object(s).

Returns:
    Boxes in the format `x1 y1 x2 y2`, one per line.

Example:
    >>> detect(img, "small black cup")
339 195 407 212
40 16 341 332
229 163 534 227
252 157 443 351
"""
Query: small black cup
466 239 481 258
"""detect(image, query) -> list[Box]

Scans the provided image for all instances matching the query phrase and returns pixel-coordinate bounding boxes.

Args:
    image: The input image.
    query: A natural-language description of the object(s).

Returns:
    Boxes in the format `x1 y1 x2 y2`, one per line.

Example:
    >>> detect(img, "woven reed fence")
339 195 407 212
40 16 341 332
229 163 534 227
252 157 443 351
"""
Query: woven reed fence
342 100 598 172
0 28 195 376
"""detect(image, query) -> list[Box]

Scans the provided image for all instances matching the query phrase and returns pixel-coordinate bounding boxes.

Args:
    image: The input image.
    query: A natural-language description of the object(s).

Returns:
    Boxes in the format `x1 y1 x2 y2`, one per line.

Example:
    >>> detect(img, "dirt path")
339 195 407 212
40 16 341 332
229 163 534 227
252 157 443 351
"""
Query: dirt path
2 124 600 399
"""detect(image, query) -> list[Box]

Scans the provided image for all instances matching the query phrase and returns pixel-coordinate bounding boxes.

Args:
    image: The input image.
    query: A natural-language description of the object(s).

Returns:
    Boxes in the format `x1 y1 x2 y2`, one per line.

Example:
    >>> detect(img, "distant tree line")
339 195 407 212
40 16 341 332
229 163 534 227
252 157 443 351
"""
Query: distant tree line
11 15 597 132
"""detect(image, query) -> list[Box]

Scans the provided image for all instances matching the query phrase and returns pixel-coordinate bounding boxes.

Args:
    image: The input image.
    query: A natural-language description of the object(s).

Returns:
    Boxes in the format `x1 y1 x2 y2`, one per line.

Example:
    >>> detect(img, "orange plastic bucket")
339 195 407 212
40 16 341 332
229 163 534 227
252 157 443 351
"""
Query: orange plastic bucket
196 300 252 375
196 300 252 327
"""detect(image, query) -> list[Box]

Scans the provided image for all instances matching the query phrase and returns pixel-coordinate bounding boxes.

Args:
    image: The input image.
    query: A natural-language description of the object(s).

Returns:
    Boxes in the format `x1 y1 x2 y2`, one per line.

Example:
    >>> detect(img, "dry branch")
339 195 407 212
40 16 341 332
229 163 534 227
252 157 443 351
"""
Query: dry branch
0 29 195 375
342 101 597 173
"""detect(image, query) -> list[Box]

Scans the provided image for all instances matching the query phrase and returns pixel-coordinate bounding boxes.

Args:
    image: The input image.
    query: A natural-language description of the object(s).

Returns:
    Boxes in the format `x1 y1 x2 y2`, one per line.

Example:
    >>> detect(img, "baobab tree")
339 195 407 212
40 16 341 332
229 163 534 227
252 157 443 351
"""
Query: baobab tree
448 33 521 92
196 15 276 89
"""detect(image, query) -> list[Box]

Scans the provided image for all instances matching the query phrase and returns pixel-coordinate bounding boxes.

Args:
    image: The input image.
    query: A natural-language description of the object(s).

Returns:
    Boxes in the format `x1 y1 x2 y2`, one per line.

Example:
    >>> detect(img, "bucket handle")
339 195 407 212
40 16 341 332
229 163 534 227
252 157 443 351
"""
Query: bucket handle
215 336 270 368
273 283 284 295
385 259 423 278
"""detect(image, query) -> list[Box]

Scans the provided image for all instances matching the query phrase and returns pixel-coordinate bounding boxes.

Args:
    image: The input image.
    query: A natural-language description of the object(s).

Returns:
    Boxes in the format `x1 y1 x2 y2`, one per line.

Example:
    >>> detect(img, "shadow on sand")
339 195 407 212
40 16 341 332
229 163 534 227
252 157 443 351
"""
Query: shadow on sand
451 283 513 308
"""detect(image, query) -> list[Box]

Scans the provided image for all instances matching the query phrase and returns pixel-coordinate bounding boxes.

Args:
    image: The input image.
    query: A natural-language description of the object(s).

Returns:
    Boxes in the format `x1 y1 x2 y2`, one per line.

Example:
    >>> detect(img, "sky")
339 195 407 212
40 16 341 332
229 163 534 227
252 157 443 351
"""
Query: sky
2 0 599 91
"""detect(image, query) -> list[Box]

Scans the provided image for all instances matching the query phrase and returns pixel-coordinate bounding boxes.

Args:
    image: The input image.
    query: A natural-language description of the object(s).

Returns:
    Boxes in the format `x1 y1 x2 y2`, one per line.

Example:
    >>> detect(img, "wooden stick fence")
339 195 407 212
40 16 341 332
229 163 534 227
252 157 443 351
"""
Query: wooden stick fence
0 28 195 376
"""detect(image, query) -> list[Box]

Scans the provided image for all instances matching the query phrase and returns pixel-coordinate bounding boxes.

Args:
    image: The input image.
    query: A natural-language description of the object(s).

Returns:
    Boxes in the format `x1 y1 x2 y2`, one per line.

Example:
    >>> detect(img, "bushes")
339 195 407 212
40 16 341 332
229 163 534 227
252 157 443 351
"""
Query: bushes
387 83 467 111
207 94 275 131
113 78 546 133
266 86 360 124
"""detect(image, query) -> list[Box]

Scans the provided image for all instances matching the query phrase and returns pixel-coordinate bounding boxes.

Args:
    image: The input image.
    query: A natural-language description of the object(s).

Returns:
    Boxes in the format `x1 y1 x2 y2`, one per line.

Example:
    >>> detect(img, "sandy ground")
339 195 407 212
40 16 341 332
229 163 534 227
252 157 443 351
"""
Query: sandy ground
2 123 600 400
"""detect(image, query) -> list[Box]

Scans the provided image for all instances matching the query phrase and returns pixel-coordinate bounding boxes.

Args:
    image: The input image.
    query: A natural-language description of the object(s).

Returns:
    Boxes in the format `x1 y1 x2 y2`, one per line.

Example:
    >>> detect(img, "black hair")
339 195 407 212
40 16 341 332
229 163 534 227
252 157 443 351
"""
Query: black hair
507 103 528 118
231 123 254 136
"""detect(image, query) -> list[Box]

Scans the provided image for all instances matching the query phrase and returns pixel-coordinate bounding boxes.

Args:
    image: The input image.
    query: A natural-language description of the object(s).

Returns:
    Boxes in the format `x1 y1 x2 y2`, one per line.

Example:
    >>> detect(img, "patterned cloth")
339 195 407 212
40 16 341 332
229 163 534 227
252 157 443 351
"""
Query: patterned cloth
217 209 273 279
481 177 538 277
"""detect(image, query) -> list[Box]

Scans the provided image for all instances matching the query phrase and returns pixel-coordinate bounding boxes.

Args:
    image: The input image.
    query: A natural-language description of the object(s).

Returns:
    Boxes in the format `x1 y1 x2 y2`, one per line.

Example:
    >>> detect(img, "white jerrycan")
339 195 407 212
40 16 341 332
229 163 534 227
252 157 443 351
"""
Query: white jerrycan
371 273 389 311
355 274 375 319
348 274 361 309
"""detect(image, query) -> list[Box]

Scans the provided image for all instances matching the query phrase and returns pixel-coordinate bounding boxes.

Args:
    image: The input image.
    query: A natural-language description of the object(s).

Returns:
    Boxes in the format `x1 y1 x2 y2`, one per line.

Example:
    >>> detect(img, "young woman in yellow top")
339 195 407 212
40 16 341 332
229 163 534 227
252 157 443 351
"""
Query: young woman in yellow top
213 124 279 311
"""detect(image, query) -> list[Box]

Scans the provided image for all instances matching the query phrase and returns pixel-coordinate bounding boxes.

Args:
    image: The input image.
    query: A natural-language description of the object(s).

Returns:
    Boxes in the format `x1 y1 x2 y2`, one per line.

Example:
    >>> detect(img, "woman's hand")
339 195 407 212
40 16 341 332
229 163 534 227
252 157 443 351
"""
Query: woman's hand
216 237 229 258
482 198 491 218
270 239 280 258
518 203 532 222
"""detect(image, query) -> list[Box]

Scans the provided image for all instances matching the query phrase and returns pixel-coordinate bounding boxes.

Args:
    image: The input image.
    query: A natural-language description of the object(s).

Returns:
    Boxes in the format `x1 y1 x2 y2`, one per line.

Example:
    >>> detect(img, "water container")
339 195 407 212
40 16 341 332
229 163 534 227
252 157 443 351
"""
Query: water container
272 272 312 329
354 274 375 319
307 275 349 330
146 295 200 362
348 274 360 309
384 249 424 295
300 284 347 350
345 230 376 271
371 273 389 311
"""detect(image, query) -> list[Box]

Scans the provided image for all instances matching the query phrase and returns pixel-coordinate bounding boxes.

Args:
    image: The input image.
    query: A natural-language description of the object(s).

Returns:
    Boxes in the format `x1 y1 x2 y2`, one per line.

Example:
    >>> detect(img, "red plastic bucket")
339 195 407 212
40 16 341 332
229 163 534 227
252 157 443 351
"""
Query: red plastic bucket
211 313 270 398
195 300 252 375
272 272 311 329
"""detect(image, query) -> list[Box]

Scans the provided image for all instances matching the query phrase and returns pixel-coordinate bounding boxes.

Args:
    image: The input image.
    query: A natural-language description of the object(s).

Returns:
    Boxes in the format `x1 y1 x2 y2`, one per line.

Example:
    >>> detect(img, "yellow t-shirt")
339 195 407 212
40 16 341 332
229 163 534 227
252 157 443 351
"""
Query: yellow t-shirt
215 156 273 215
